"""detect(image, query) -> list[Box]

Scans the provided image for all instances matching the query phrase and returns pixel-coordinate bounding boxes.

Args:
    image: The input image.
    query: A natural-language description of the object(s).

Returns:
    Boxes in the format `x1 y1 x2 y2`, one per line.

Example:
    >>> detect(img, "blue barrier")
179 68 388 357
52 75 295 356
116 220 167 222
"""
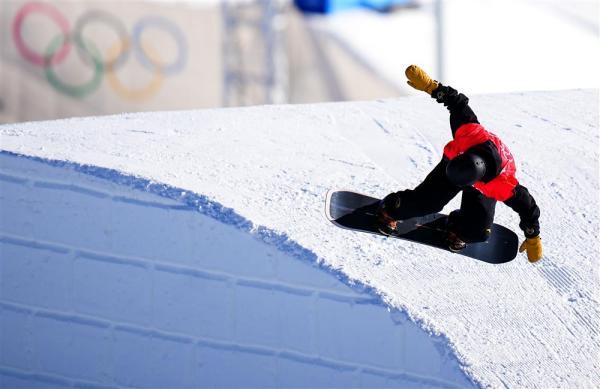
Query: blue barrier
295 0 412 13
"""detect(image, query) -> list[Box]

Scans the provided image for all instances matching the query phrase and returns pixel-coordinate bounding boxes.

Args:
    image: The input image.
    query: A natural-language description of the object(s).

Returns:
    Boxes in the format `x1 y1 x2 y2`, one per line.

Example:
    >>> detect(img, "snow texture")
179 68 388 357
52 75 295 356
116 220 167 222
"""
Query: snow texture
1 89 599 388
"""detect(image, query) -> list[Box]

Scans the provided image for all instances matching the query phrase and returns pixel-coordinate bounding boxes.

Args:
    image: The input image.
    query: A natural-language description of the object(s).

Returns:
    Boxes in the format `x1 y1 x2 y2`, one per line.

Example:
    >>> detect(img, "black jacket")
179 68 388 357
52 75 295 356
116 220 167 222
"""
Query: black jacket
434 84 540 237
387 85 540 238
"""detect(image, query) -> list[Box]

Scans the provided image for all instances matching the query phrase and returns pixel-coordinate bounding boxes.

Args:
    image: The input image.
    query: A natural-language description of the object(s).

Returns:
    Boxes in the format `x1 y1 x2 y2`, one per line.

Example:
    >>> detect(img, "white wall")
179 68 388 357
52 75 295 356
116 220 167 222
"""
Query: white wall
0 152 473 388
0 0 222 123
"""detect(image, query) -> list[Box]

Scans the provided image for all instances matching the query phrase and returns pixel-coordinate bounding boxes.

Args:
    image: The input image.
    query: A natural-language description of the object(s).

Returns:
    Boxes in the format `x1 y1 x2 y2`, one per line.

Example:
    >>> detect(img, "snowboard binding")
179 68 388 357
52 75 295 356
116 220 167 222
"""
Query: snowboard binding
377 220 398 236
376 198 400 236
446 230 467 252
445 210 467 252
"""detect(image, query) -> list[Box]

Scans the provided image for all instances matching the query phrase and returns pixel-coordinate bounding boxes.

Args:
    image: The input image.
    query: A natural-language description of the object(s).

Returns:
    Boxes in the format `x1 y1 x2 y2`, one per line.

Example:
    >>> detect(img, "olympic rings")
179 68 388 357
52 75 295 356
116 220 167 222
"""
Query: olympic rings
106 41 164 101
132 16 187 75
73 9 130 70
45 35 104 98
11 2 188 101
12 2 71 67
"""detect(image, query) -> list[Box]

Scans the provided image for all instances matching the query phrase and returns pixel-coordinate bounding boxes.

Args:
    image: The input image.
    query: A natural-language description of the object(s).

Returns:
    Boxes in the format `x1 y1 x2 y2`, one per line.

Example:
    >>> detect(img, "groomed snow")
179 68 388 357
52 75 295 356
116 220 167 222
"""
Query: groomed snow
1 89 599 387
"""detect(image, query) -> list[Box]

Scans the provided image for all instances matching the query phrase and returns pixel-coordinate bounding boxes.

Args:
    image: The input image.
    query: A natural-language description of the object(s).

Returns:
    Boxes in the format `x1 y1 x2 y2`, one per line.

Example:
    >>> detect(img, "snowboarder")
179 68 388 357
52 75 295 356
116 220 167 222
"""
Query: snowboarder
378 65 543 262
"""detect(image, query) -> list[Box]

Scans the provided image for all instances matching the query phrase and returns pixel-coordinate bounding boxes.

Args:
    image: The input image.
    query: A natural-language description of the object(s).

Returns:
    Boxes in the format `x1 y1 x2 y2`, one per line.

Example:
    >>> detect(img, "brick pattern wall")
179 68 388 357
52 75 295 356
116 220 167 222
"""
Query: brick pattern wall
0 153 473 388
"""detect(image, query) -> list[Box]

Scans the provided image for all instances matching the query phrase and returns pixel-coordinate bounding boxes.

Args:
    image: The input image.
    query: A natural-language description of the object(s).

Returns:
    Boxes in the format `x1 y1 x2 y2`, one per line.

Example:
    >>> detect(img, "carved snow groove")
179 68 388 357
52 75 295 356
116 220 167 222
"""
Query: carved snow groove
0 171 189 211
0 233 378 303
0 301 464 389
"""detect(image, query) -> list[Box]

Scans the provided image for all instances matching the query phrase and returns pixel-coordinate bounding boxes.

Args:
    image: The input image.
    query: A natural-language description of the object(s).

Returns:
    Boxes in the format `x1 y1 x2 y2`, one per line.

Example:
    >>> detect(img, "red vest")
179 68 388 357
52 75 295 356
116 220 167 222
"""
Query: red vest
443 123 518 201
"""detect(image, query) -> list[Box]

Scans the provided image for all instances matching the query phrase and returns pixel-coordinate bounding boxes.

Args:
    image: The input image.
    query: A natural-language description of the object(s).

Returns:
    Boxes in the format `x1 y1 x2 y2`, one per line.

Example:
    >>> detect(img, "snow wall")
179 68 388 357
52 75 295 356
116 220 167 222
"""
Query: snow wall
0 152 473 388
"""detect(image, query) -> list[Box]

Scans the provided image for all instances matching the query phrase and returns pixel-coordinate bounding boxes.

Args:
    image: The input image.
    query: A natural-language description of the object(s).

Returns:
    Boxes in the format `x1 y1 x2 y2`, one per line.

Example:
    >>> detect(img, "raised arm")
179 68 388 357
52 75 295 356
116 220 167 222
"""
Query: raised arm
431 85 479 135
405 65 478 136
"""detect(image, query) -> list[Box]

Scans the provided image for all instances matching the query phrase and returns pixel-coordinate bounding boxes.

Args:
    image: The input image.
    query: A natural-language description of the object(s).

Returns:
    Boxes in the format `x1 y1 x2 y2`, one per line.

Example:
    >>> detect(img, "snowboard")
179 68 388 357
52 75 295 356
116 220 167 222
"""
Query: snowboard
325 190 519 264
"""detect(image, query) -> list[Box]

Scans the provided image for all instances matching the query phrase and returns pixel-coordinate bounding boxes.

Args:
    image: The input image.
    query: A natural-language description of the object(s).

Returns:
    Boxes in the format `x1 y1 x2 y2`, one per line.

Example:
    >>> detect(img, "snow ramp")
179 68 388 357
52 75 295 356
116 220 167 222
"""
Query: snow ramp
1 89 599 388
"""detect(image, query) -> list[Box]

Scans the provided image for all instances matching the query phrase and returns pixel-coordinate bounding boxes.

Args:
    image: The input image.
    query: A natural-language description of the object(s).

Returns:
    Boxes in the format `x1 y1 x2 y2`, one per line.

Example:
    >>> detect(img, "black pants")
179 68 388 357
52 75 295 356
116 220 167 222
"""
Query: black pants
390 159 496 243
451 187 496 243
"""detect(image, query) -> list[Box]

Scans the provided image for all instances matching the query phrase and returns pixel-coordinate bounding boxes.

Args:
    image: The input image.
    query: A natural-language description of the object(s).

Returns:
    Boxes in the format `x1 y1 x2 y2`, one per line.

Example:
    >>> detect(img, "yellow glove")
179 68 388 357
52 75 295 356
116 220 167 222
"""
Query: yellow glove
519 236 543 262
405 65 439 95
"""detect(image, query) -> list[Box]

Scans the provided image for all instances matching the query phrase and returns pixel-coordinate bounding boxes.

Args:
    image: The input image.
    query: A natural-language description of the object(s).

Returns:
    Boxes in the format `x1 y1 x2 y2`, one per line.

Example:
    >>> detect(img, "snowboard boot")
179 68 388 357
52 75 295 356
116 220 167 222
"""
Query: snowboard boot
446 210 467 252
446 230 467 252
376 194 401 236
378 218 398 236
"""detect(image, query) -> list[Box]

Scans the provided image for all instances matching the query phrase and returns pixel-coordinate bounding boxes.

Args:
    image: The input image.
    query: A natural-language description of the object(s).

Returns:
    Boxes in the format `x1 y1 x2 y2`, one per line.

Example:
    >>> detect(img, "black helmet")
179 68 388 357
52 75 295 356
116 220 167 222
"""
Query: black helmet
446 152 486 187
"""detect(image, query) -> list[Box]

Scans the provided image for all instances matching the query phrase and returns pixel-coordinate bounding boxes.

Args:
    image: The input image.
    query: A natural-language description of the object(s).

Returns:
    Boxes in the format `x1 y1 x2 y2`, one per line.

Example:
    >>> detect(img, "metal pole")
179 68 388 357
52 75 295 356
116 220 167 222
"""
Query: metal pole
434 0 445 83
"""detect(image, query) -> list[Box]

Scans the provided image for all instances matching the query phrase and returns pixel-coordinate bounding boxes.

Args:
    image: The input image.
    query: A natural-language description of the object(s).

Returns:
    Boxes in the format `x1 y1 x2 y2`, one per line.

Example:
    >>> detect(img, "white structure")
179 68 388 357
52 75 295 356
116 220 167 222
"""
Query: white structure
222 0 289 106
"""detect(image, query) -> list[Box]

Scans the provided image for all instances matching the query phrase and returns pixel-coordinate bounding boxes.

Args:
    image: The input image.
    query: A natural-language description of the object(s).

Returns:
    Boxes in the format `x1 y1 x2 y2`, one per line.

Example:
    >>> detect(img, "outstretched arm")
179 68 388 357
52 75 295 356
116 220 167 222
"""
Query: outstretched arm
404 65 478 136
432 85 479 135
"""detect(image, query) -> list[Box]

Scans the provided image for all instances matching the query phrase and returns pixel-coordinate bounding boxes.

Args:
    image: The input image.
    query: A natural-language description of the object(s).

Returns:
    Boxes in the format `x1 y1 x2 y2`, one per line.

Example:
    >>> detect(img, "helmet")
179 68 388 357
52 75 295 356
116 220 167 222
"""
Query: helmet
446 152 486 187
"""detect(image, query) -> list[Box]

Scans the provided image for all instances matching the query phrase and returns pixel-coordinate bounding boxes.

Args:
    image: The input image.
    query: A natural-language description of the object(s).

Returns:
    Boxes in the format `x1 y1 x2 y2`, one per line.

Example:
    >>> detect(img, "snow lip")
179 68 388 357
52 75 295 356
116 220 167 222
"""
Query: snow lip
0 149 480 388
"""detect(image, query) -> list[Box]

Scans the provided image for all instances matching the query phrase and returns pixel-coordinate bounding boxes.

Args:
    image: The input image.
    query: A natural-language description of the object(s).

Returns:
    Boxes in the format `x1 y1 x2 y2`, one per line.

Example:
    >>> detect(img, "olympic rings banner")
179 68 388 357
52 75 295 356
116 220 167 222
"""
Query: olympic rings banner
8 2 189 101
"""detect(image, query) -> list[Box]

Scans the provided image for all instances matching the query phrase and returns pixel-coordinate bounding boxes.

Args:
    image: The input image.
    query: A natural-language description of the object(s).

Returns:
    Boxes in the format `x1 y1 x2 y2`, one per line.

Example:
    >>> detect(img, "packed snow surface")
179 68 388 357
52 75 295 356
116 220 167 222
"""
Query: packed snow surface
1 89 599 387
